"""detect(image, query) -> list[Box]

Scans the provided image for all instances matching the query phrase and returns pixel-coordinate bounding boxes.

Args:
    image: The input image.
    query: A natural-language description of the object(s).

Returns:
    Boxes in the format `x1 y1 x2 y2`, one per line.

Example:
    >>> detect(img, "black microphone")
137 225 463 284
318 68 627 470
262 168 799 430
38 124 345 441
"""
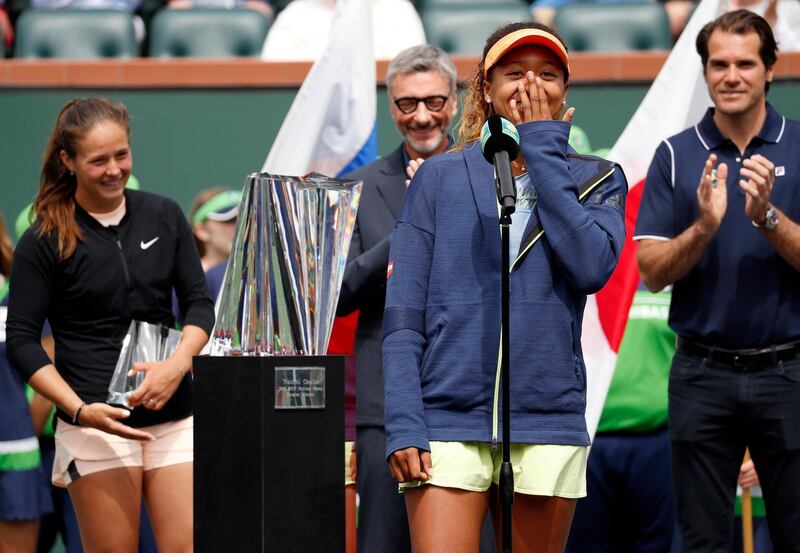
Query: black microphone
480 114 521 215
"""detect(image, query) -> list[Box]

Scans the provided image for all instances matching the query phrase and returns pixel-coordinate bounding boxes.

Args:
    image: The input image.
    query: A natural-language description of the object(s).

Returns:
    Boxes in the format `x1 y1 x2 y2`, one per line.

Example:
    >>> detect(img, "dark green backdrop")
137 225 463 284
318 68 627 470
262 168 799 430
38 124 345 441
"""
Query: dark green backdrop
2 82 800 233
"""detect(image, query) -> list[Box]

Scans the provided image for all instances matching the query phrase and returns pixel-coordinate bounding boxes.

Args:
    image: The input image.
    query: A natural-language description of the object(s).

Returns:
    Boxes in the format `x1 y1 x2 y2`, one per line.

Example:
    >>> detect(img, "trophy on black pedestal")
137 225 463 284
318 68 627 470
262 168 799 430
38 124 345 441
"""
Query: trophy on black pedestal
210 172 361 358
194 172 361 553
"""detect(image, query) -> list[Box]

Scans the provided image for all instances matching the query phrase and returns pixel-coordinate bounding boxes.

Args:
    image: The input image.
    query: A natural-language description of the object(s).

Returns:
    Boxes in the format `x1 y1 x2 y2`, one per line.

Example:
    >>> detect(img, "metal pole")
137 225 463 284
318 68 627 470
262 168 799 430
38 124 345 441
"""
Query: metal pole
499 211 514 553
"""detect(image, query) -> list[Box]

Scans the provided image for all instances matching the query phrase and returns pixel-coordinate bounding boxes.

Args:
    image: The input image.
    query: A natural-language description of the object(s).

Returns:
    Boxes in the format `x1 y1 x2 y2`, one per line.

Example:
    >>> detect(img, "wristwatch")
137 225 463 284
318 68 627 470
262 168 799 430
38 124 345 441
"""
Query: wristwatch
753 205 780 230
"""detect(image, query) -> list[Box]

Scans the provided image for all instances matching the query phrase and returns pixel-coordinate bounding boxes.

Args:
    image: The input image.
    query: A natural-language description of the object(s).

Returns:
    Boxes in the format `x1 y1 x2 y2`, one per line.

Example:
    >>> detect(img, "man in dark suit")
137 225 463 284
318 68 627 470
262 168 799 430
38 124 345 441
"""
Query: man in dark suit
337 44 458 553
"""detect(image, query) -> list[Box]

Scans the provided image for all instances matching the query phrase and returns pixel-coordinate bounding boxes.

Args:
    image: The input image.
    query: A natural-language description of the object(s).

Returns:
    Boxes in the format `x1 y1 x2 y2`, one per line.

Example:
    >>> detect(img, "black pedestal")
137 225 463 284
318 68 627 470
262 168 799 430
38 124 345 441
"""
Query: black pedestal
194 355 345 552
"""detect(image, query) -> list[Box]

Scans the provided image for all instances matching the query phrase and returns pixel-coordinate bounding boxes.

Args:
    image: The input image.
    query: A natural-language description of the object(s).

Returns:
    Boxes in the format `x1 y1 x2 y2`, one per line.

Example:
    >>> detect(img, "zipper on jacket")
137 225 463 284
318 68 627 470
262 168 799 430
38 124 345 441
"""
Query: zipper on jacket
491 165 617 448
114 235 132 288
510 166 616 272
492 218 519 450
511 229 544 272
492 210 514 451
491 332 502 451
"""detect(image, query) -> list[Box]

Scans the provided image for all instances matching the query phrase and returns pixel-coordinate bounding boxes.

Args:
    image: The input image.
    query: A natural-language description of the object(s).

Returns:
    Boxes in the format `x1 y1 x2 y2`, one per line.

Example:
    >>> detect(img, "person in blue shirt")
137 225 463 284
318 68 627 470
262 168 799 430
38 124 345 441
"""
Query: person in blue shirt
383 21 627 553
635 10 800 552
0 212 52 553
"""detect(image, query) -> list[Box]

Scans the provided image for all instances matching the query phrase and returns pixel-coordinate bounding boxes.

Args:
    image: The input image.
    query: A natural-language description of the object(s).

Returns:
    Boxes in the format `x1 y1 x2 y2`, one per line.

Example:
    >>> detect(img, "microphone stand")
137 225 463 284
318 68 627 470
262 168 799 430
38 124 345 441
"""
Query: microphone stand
493 151 516 553
499 205 514 553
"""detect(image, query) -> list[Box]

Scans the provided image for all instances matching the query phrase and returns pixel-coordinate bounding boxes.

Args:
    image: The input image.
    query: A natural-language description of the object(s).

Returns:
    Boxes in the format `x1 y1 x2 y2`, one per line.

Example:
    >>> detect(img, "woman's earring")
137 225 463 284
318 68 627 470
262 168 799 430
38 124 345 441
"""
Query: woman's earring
70 171 74 176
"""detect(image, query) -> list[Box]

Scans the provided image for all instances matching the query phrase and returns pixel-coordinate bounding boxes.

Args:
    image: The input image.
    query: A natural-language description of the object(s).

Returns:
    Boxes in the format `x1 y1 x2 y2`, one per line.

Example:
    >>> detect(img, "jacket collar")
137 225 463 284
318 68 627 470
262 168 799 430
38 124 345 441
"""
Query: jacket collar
74 190 133 235
463 141 548 259
375 145 407 218
463 141 617 267
464 142 501 242
695 102 785 150
375 137 456 219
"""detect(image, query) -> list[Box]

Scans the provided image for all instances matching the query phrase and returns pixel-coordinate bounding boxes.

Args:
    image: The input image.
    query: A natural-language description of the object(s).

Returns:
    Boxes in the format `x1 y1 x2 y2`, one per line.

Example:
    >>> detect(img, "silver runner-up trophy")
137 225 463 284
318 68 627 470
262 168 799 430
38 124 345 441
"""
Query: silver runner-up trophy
210 172 362 357
107 320 182 409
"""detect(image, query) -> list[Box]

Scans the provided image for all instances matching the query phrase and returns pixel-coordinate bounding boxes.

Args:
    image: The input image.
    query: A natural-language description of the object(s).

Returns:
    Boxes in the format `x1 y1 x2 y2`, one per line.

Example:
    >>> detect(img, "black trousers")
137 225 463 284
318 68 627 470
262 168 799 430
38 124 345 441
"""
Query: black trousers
356 427 411 553
668 349 800 553
565 428 675 553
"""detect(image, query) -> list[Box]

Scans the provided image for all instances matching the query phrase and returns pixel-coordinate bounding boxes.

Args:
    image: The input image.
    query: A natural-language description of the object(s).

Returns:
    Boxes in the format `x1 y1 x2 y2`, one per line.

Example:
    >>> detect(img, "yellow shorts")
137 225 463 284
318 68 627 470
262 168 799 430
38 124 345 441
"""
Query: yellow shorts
53 416 193 488
399 441 587 498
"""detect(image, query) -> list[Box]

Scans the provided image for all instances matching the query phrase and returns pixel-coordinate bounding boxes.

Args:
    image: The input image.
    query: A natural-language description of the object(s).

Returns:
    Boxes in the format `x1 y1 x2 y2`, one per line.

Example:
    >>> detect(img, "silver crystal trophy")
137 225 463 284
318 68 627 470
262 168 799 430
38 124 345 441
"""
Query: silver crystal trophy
211 172 361 356
107 320 183 408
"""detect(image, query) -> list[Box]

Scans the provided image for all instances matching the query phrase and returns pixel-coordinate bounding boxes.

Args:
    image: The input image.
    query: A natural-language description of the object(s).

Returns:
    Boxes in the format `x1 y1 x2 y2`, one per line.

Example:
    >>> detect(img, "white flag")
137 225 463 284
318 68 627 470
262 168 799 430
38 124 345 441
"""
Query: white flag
262 0 377 177
583 0 724 438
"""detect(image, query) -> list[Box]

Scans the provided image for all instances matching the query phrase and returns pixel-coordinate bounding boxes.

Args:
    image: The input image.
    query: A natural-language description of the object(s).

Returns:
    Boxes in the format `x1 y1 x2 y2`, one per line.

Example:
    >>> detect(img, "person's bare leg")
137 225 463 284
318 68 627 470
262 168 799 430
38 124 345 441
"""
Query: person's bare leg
513 494 576 553
0 520 39 553
143 462 192 553
68 467 143 553
405 486 489 553
492 488 576 553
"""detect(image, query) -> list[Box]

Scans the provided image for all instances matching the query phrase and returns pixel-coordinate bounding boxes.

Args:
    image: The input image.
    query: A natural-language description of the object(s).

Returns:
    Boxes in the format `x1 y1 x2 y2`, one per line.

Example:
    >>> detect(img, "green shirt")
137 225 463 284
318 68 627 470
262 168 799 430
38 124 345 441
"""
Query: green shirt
597 290 674 433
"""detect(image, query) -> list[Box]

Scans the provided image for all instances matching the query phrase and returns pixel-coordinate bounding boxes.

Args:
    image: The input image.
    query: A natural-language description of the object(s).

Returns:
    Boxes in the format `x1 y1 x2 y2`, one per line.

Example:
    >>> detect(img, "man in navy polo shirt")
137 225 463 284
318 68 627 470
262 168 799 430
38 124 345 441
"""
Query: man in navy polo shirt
635 9 800 553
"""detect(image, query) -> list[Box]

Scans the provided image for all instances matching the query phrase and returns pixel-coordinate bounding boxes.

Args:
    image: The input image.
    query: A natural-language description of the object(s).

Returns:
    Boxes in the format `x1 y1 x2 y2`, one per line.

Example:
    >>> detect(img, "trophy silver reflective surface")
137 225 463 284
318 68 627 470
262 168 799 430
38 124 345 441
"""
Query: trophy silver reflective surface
107 320 183 408
211 172 361 356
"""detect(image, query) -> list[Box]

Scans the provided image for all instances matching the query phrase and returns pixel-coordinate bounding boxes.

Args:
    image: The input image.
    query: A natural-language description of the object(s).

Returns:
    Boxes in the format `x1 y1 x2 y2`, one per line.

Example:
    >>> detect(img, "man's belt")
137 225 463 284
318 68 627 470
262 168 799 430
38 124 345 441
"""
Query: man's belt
676 336 800 368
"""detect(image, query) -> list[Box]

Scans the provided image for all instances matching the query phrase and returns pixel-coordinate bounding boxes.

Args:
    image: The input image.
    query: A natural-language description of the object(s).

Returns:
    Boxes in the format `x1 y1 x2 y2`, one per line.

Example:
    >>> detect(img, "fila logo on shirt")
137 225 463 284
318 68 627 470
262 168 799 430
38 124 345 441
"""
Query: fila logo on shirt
387 261 394 279
775 166 785 177
0 306 7 342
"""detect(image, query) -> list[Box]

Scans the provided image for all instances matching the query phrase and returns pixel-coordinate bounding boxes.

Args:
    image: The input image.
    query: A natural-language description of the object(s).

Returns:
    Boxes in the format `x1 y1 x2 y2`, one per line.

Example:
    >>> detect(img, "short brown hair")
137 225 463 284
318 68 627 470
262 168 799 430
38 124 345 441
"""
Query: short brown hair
696 9 778 72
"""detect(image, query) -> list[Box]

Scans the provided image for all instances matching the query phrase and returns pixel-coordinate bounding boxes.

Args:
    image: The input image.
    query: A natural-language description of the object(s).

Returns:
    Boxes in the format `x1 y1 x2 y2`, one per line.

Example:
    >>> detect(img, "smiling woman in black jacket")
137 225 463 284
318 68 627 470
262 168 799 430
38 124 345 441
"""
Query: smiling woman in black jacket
6 98 214 553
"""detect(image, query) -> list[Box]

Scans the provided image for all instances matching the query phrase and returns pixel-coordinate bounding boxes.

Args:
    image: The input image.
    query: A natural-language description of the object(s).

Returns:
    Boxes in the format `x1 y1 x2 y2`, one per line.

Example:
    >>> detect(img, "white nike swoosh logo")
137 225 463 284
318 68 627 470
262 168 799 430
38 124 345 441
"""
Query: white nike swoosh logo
140 237 160 250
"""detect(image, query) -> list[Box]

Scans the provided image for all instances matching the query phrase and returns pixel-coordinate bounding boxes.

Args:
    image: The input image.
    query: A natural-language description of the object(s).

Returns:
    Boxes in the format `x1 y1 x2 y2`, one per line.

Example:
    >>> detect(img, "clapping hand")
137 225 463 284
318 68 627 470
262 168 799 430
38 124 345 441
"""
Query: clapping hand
405 157 424 188
739 154 775 225
696 153 728 234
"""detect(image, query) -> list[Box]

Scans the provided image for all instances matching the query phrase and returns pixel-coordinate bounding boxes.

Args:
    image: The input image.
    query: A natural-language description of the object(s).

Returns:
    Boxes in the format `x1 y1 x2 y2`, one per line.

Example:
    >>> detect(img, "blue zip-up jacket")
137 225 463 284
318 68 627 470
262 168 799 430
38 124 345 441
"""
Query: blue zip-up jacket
382 121 627 458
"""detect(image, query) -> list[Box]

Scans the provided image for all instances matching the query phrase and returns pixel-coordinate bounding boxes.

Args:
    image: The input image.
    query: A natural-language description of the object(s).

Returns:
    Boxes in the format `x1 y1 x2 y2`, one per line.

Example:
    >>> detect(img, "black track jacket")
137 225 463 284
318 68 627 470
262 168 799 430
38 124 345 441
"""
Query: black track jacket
6 190 215 427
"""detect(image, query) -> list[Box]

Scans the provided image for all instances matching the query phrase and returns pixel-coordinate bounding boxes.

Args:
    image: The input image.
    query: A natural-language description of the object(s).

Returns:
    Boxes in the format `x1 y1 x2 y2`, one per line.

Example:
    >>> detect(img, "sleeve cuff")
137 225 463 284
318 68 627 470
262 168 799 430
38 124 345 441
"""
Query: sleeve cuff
385 432 431 460
182 306 215 335
12 342 53 382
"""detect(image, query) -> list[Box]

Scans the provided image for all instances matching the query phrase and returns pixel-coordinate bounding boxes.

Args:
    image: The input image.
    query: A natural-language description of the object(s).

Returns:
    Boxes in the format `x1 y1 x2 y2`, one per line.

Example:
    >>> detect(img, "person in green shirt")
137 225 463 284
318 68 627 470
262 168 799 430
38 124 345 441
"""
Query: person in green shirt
566 284 676 553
